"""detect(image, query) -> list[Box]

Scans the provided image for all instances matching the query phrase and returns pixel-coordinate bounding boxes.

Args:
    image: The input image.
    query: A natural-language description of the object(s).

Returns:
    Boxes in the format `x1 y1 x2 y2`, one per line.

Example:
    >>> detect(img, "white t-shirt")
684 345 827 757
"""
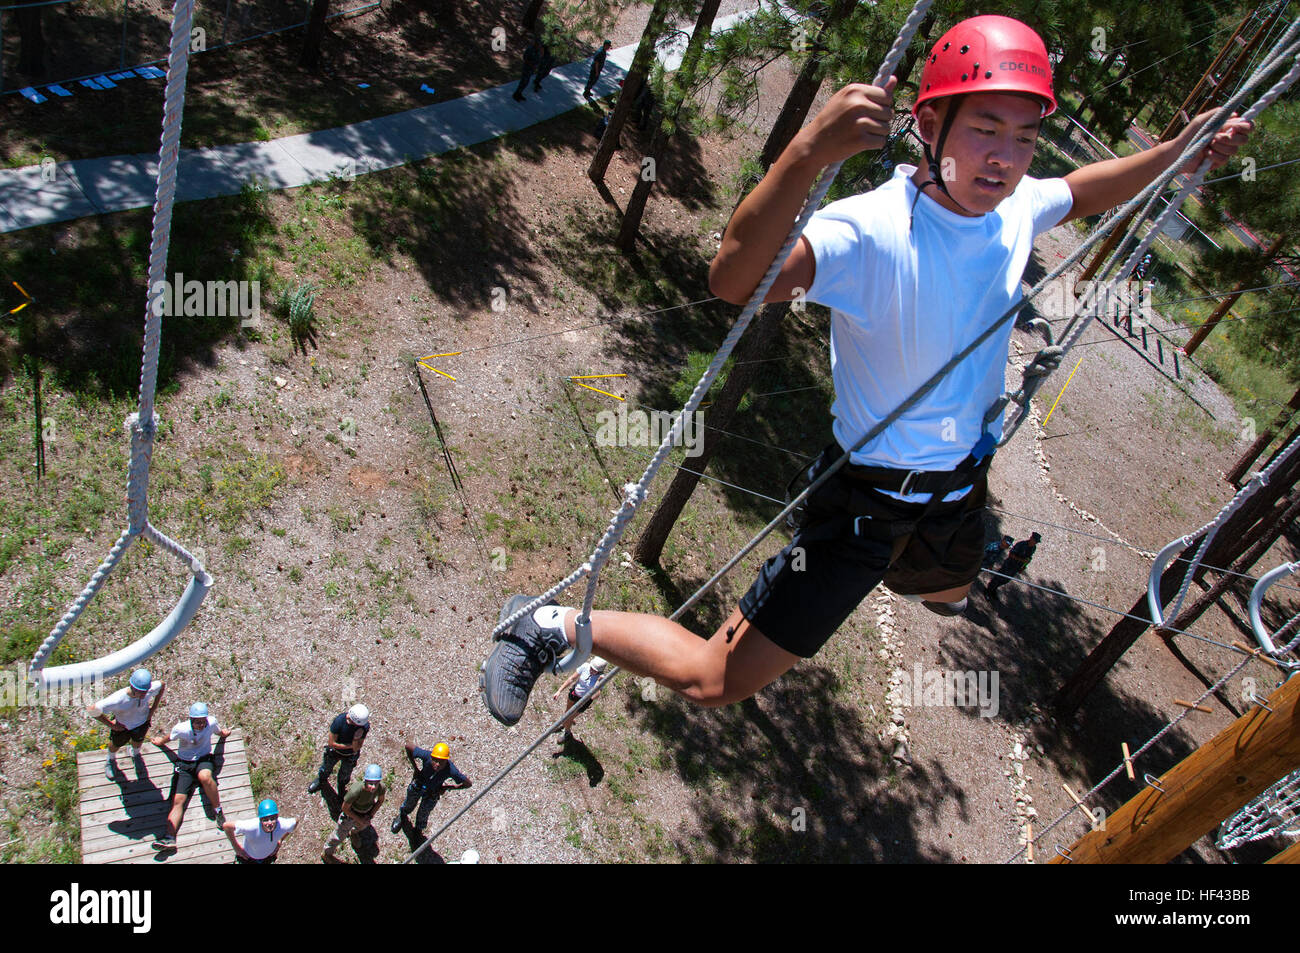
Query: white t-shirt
803 164 1074 501
91 682 163 730
574 663 602 698
234 817 297 859
169 717 221 761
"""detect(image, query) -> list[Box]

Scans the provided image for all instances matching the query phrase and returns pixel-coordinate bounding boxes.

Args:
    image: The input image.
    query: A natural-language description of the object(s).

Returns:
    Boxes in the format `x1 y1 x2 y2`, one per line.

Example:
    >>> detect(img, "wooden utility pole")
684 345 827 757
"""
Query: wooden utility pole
1050 675 1299 863
1182 236 1286 356
1227 385 1300 485
1076 5 1263 283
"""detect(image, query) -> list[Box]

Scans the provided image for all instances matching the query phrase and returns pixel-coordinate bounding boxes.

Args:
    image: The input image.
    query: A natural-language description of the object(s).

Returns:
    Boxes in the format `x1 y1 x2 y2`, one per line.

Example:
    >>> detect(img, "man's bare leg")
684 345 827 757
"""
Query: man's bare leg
557 606 800 707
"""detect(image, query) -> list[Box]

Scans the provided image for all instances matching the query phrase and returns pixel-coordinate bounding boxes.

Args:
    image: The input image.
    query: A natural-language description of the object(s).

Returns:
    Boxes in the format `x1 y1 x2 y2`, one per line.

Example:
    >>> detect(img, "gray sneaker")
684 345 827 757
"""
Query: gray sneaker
105 758 118 781
480 595 570 726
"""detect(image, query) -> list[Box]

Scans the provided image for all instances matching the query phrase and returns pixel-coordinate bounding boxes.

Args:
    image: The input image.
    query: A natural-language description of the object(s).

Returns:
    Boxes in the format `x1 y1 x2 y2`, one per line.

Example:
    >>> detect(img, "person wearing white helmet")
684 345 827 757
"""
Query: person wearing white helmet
307 702 371 795
149 701 232 851
87 667 164 782
551 656 607 743
322 762 385 862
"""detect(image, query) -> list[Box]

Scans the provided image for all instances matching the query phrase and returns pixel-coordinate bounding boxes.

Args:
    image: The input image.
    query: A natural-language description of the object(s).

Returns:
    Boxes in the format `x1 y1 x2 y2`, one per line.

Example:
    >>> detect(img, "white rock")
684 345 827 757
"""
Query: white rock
275 376 287 388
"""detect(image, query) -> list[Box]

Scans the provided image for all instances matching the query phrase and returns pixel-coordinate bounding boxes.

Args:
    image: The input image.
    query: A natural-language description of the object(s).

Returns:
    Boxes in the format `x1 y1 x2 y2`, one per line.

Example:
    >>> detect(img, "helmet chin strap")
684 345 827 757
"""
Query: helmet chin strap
913 94 975 220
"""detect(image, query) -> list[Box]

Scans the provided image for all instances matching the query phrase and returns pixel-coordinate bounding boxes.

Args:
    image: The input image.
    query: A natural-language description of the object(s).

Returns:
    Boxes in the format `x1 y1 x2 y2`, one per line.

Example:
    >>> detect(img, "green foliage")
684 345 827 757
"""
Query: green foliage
669 351 751 412
277 281 318 340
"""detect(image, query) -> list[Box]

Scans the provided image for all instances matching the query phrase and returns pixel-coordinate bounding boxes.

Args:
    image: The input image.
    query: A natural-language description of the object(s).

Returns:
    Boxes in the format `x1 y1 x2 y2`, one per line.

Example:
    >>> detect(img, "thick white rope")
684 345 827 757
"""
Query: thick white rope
29 0 210 684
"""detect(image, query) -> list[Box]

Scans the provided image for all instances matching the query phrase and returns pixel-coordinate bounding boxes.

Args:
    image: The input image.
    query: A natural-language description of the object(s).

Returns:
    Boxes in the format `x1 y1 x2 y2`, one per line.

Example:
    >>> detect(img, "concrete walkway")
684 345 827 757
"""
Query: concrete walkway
0 8 762 234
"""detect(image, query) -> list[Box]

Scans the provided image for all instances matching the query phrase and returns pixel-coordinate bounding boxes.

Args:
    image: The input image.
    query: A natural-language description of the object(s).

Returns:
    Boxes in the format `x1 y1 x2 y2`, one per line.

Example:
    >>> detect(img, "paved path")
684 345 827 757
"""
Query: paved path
0 9 763 234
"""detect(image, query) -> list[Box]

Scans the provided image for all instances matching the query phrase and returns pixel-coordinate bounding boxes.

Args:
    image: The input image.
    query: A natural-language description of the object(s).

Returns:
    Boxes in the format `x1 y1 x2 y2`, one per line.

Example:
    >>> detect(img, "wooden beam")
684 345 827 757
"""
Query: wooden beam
1051 675 1300 863
1266 839 1300 864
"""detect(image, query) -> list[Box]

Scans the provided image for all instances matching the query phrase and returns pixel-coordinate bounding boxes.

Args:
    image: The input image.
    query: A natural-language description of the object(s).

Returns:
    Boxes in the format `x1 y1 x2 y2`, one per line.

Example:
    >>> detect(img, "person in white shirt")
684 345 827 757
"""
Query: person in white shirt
479 14 1255 727
149 701 232 850
87 667 164 781
551 656 607 742
223 798 296 864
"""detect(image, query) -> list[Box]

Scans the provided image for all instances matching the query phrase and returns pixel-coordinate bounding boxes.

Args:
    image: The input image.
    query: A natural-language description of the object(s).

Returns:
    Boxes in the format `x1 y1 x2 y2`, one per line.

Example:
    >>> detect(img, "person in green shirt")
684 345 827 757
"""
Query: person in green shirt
322 763 385 862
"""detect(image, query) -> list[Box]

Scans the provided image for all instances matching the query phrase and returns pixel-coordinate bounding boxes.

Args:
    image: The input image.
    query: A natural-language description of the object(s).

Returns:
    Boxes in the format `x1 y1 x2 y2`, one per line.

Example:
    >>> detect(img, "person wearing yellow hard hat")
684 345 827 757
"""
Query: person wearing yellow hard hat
391 737 471 834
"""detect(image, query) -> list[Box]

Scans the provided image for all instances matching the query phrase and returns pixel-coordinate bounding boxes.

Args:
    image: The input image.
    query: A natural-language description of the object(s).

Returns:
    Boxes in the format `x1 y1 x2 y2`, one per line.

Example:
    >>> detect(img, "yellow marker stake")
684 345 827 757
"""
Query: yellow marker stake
1041 357 1084 429
568 374 627 380
573 381 624 401
7 280 33 314
417 360 456 382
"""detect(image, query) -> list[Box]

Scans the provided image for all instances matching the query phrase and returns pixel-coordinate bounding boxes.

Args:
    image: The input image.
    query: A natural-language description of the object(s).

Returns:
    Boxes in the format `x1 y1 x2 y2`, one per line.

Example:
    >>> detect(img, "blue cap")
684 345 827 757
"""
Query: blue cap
189 702 209 719
364 763 383 782
130 669 152 691
257 798 278 819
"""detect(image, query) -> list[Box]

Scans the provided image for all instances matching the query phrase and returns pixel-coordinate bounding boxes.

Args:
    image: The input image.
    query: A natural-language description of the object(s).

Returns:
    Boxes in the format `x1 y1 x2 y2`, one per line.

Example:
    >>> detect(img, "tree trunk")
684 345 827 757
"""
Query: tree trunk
615 0 722 250
617 124 670 251
756 0 858 175
1076 47 1119 120
299 0 331 70
1227 386 1300 484
521 0 545 31
16 9 46 77
589 0 674 186
634 304 789 566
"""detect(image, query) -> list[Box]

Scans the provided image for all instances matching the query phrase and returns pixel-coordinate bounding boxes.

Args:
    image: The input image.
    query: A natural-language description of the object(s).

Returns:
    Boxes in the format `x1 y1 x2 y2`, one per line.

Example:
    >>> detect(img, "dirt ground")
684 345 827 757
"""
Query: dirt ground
2 4 1298 866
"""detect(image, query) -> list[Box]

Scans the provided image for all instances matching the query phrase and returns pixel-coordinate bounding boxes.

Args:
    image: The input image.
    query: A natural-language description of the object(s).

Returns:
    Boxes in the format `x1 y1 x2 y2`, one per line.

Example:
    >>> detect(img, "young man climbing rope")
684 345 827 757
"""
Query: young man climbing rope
480 14 1255 725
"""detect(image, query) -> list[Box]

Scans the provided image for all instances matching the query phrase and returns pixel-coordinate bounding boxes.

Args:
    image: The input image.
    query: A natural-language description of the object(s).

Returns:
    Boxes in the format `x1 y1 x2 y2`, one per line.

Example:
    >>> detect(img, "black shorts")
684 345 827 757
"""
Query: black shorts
566 689 594 716
168 754 217 799
109 722 150 747
739 450 987 658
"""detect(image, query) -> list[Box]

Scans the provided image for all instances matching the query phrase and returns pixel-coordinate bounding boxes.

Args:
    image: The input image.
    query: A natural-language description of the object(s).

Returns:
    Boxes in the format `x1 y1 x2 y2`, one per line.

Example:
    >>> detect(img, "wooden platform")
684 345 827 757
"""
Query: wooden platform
77 729 252 864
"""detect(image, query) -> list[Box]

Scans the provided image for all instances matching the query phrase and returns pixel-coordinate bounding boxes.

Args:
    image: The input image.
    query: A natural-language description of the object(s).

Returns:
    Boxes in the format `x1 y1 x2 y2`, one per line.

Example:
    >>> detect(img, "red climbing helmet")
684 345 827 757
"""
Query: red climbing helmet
914 15 1056 118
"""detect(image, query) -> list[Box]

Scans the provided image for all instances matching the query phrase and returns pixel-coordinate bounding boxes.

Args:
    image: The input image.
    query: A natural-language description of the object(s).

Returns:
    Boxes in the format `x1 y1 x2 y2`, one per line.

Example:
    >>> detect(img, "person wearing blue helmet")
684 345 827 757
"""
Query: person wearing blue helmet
149 701 232 851
223 798 297 863
322 762 385 862
88 668 165 782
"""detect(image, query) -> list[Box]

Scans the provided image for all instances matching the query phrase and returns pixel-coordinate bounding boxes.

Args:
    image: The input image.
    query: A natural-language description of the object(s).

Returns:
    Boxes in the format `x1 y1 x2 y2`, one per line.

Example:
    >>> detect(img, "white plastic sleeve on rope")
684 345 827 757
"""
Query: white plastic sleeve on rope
1248 562 1300 664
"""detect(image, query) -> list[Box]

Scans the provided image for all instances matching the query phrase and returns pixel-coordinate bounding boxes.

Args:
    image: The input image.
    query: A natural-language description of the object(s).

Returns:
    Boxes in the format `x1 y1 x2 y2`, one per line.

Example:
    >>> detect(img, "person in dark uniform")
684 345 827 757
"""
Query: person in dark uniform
307 703 370 794
514 34 544 101
584 40 613 99
391 739 471 833
986 532 1042 598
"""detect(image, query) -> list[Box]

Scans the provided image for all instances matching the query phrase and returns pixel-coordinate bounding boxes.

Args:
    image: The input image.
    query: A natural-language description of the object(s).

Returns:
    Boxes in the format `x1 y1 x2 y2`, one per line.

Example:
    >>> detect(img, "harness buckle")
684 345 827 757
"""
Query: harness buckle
898 470 922 496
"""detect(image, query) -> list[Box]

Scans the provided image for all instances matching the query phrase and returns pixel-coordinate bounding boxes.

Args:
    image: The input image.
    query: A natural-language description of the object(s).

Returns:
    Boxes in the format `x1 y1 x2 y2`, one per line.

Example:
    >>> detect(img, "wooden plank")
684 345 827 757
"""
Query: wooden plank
79 795 258 843
80 784 254 819
79 769 250 806
79 730 254 866
76 739 247 781
1267 840 1300 864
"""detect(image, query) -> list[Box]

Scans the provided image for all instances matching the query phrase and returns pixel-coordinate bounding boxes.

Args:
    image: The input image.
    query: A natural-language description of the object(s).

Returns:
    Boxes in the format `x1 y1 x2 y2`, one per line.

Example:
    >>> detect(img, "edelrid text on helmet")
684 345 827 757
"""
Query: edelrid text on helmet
914 15 1056 119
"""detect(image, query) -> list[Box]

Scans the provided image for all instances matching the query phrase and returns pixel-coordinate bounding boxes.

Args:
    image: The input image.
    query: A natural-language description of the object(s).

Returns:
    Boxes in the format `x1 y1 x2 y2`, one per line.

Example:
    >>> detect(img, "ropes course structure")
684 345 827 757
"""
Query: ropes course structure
27 0 211 690
1148 433 1300 639
403 8 1300 862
